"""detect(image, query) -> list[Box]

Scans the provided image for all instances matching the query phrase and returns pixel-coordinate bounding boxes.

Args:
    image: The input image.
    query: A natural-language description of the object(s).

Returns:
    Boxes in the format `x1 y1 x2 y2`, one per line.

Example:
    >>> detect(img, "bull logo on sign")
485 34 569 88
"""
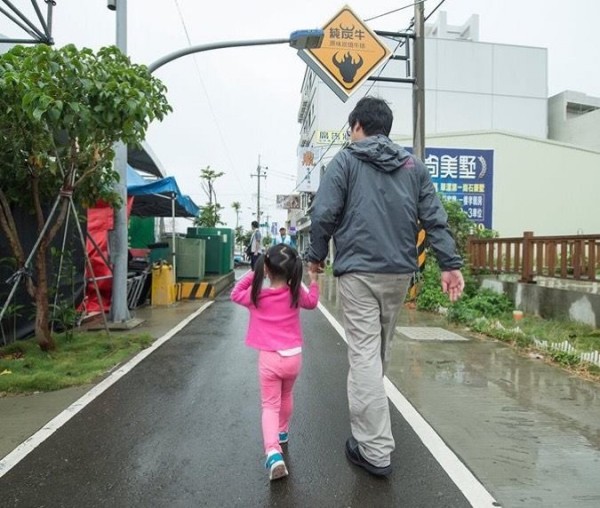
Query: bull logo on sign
332 52 363 83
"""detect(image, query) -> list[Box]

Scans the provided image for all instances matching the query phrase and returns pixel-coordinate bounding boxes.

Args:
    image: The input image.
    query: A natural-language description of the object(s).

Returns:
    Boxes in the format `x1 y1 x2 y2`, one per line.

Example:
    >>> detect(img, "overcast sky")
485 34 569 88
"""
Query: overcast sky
2 0 599 231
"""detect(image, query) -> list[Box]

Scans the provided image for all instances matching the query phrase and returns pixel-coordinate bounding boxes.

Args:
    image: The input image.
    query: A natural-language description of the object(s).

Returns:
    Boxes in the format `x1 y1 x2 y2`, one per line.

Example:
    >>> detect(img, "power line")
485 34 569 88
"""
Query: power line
425 0 446 21
365 0 428 22
171 0 245 197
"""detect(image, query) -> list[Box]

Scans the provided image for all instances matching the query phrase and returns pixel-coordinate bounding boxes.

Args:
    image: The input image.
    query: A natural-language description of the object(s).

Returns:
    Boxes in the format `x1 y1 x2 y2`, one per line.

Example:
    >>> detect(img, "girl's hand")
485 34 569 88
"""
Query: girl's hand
308 269 318 283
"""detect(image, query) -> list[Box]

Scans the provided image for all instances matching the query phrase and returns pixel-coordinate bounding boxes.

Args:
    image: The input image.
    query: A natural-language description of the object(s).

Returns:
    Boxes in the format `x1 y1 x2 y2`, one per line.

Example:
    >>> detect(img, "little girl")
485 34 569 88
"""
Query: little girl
231 243 319 481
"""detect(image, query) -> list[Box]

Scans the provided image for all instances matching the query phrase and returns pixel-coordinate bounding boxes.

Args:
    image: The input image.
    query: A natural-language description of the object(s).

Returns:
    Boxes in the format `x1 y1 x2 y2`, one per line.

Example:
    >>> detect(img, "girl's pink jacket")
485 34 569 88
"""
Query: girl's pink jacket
230 271 319 351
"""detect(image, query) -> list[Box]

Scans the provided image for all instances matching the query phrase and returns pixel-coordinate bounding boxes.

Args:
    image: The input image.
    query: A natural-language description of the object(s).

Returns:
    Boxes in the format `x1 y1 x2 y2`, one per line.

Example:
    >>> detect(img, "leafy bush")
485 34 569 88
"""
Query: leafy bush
415 196 504 314
414 259 449 311
448 289 513 323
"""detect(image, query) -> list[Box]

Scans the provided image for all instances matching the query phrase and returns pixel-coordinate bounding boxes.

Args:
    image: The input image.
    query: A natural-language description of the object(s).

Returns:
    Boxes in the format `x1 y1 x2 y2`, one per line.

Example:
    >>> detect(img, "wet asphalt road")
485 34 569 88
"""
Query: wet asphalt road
0 291 471 507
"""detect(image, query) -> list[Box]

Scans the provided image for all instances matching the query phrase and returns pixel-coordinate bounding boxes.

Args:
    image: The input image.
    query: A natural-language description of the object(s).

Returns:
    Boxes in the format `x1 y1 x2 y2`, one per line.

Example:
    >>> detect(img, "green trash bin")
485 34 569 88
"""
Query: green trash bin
148 242 170 264
163 237 206 281
186 227 233 275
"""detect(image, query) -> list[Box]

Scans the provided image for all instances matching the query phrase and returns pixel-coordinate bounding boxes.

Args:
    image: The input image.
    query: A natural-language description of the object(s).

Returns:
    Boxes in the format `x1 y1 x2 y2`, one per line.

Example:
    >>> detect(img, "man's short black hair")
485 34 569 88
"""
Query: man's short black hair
348 96 393 137
251 220 259 228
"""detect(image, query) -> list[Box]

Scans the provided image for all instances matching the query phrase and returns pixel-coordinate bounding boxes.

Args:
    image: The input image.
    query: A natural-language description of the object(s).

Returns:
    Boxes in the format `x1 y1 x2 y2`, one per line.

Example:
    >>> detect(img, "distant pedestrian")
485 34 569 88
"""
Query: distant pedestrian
231 244 319 481
272 227 292 246
307 96 464 477
248 220 262 270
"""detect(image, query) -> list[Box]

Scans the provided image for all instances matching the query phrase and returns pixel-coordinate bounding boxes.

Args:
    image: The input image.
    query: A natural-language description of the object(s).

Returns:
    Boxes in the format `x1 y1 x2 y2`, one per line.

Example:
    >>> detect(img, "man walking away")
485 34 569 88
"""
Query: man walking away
306 96 464 477
249 220 262 271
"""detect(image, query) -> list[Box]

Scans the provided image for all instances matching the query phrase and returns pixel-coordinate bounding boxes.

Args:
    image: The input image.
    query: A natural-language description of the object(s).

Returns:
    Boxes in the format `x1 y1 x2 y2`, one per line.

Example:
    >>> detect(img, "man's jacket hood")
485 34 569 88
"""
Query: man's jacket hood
346 134 411 174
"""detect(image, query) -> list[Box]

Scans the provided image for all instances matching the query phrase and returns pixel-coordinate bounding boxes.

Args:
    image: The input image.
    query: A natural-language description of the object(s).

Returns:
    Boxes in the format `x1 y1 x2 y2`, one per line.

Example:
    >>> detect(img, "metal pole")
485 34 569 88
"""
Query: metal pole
148 39 290 74
412 0 425 161
250 155 267 226
171 196 176 283
110 0 131 323
257 156 261 223
410 1 427 301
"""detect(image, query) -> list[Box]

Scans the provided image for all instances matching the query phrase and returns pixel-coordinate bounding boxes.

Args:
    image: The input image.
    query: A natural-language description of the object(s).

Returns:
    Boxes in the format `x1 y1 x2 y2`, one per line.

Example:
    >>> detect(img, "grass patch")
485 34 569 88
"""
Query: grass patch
0 331 154 394
450 310 600 380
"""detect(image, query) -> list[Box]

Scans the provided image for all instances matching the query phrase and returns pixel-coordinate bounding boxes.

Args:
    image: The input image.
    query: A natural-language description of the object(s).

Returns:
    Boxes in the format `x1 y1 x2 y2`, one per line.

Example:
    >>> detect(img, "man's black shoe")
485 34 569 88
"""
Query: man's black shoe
345 437 392 477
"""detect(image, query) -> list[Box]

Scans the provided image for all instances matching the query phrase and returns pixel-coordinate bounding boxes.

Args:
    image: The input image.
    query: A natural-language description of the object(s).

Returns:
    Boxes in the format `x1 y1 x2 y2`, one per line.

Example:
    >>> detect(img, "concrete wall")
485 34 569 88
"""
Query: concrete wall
481 277 600 329
548 92 600 151
426 39 547 138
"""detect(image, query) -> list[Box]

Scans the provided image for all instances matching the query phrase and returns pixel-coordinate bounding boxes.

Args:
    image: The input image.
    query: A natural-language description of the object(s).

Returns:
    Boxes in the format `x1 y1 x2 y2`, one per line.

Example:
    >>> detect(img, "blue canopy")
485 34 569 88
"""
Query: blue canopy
126 166 200 218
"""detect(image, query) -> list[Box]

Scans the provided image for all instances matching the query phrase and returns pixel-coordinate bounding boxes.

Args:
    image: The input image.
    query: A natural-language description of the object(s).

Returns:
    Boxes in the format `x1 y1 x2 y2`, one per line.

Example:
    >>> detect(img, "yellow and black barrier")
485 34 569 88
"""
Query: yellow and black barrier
178 281 216 300
407 226 426 300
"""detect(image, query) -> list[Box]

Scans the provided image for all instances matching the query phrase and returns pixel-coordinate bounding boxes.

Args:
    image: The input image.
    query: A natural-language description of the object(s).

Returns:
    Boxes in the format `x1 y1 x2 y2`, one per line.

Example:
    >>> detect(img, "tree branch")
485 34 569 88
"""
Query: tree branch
0 189 26 264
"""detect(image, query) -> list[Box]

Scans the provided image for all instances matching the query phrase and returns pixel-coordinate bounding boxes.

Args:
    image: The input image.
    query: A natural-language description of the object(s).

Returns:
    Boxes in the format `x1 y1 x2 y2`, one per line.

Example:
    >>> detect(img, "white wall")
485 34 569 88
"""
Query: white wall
426 39 548 138
549 97 600 151
409 132 600 237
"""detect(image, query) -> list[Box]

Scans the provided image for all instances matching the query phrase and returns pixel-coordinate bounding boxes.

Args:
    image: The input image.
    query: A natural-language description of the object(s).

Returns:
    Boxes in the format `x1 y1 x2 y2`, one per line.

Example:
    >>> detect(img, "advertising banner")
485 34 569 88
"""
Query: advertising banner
423 147 494 229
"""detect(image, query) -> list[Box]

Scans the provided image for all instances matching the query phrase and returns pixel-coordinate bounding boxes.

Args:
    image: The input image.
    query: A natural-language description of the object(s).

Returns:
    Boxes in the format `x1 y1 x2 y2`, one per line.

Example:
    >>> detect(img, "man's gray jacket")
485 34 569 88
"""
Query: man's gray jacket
307 135 462 276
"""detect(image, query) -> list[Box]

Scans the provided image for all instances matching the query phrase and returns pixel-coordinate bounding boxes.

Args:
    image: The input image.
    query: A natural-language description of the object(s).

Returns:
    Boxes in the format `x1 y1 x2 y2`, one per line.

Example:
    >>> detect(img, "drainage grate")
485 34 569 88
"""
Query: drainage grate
396 327 469 342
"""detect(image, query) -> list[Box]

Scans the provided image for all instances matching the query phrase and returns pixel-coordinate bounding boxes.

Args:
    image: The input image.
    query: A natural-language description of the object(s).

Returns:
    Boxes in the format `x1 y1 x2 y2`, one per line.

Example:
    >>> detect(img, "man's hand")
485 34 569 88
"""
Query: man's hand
441 270 464 302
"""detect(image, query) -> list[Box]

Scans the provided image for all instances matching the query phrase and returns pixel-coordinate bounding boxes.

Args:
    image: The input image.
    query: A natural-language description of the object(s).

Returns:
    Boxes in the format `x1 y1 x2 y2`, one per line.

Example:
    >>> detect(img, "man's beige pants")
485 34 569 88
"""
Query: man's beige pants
338 272 412 467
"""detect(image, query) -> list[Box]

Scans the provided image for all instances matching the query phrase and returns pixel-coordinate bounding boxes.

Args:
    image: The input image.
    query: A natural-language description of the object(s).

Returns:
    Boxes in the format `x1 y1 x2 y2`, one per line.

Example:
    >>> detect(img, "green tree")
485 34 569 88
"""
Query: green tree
234 226 244 253
0 44 171 350
231 201 241 229
262 234 273 248
194 203 224 228
231 201 242 251
193 166 225 227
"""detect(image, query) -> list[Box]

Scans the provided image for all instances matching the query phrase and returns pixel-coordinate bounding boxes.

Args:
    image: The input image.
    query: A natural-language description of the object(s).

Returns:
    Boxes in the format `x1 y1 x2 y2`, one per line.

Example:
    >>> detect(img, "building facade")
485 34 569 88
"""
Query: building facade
548 90 600 151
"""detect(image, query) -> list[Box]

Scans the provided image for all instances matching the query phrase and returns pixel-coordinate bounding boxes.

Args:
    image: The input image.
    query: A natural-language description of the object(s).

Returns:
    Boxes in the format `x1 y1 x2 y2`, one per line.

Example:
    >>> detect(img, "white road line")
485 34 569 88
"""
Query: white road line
317 301 499 508
0 301 214 479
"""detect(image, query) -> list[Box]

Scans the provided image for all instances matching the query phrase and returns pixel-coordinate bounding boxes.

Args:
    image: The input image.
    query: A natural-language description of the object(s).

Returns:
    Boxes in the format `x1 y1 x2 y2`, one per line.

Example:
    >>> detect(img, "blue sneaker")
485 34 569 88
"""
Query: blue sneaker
265 451 288 481
278 431 289 444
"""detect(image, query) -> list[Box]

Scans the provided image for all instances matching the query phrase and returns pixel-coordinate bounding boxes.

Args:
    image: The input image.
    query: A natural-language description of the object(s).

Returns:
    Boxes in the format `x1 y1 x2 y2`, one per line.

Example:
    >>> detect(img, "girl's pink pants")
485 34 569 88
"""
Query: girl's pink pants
258 350 302 454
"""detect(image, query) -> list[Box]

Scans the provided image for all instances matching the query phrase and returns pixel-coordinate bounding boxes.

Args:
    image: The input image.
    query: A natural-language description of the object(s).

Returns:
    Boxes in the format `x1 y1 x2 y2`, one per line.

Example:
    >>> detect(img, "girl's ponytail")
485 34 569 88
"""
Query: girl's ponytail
251 255 265 306
288 255 303 308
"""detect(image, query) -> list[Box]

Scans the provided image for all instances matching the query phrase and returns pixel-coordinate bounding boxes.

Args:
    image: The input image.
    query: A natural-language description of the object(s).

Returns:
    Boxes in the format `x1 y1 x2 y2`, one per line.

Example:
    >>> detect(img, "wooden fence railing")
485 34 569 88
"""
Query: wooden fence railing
467 232 600 283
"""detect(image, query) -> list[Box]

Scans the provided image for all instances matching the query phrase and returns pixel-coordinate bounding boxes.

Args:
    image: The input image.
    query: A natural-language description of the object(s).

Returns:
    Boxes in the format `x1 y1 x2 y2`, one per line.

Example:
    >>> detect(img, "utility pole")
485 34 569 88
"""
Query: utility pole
412 0 425 161
250 155 267 225
110 0 131 323
410 1 427 301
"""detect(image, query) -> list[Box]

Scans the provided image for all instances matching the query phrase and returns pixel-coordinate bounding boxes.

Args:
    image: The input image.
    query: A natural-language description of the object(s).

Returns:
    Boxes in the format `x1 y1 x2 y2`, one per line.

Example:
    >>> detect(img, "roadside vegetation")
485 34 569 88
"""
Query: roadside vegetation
413 197 600 381
0 44 171 351
0 44 171 394
0 331 153 394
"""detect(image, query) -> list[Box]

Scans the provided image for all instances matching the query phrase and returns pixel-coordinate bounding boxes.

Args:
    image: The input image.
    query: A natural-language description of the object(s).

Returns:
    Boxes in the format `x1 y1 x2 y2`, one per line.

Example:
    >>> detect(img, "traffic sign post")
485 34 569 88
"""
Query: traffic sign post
297 5 391 102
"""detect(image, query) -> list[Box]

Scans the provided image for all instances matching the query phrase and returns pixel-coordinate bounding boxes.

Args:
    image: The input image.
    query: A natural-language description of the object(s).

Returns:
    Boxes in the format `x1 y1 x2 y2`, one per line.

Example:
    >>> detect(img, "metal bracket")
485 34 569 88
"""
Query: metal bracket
0 0 55 45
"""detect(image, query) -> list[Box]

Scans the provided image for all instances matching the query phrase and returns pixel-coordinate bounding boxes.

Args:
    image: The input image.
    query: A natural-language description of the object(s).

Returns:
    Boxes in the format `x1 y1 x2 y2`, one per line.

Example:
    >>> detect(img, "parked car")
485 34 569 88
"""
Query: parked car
234 253 250 267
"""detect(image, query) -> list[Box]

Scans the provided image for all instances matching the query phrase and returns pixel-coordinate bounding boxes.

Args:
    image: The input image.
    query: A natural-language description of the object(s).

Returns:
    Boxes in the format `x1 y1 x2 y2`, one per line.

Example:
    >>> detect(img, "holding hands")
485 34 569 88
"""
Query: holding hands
307 261 324 283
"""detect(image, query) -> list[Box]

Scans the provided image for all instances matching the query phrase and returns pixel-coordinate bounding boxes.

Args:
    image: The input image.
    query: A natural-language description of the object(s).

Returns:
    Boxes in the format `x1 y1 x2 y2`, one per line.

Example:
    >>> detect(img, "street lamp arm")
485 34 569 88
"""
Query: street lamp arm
147 38 290 74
